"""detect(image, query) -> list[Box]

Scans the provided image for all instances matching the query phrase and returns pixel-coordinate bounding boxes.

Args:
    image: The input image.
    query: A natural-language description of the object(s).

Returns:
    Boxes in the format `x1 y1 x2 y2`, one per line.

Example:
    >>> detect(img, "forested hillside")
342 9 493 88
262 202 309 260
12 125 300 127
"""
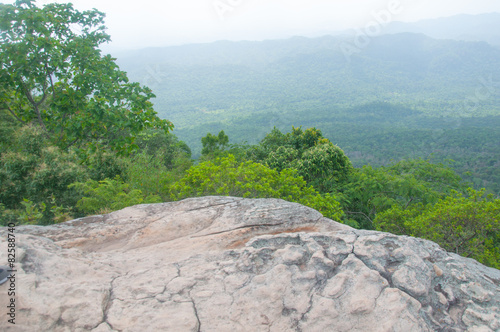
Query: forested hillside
116 33 500 193
1 2 499 269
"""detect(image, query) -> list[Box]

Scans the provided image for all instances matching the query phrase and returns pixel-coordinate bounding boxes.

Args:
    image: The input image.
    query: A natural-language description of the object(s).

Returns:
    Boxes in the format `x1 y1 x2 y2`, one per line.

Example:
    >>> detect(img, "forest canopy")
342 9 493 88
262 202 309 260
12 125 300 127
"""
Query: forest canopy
0 1 498 269
0 0 172 155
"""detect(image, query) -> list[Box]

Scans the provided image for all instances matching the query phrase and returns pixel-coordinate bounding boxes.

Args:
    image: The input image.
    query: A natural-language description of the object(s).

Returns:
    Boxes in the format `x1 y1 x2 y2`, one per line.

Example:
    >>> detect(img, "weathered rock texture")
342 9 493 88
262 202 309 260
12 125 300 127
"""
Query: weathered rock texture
0 196 499 331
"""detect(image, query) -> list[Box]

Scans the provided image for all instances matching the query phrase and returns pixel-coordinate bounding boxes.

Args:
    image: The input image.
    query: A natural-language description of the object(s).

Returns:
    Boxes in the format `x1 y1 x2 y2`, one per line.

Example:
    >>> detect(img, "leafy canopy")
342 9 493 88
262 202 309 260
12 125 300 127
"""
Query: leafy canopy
69 175 162 215
0 0 172 154
0 125 87 210
170 154 345 221
201 130 229 156
340 159 465 229
252 126 352 192
374 189 500 269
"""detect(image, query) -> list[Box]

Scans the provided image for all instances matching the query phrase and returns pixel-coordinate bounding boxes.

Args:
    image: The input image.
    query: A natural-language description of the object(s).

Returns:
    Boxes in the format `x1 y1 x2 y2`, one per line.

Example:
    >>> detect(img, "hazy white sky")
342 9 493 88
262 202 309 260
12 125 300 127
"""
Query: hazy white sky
4 0 500 50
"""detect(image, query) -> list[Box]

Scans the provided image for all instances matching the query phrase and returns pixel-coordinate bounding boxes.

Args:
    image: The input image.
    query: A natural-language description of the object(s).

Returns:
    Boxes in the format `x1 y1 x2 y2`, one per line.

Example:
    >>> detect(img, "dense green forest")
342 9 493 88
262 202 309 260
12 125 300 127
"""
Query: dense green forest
116 33 500 194
0 1 499 269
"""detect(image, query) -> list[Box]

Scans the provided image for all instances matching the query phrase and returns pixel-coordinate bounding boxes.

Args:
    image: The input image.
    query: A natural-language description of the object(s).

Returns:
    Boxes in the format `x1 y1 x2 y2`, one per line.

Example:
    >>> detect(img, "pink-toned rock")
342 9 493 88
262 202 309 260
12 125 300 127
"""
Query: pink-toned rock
0 196 498 331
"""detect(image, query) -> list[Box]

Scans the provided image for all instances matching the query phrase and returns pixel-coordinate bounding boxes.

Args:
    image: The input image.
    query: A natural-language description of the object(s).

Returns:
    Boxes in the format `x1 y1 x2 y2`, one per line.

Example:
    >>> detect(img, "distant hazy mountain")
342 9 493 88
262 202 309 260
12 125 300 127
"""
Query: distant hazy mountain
114 29 500 191
115 35 344 67
116 32 500 117
115 12 500 69
383 13 500 47
114 31 500 159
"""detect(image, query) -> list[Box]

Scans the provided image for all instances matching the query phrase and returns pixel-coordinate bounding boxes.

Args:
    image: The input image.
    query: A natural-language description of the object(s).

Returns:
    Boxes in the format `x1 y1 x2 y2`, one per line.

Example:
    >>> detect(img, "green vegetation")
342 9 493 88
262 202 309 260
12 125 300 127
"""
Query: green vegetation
0 1 498 269
70 176 162 215
247 126 352 192
375 189 500 269
117 35 500 195
0 125 88 224
0 0 172 155
170 154 345 222
0 118 189 224
0 0 180 224
201 130 229 156
339 159 465 229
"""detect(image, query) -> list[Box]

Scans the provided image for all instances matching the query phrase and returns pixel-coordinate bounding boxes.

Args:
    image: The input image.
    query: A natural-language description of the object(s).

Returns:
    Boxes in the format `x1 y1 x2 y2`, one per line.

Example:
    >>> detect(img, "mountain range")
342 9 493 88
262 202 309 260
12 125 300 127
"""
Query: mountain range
384 13 500 47
113 13 500 193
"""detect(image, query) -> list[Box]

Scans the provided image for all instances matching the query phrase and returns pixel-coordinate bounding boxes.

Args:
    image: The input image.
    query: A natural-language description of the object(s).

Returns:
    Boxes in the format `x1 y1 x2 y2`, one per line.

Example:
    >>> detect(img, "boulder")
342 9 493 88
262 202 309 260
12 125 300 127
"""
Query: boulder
0 196 499 331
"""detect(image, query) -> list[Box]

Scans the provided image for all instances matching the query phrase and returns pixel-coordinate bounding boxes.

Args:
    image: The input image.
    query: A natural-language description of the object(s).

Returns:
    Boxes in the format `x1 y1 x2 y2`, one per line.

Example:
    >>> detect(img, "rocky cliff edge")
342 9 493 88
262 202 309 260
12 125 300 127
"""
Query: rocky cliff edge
0 196 499 331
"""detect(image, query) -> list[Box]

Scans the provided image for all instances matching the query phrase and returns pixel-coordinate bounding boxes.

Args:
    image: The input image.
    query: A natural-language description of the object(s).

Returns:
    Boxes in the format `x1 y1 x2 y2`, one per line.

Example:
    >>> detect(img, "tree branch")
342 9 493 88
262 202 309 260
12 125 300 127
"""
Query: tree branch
21 80 49 135
404 197 414 209
5 105 27 125
48 70 56 97
65 136 81 149
345 211 374 224
454 231 479 255
35 72 50 108
34 87 48 107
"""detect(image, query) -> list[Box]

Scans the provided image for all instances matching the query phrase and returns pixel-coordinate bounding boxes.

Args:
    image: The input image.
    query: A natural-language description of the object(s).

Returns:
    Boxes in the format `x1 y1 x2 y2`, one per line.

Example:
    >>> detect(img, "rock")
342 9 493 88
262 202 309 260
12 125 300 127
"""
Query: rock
0 196 499 331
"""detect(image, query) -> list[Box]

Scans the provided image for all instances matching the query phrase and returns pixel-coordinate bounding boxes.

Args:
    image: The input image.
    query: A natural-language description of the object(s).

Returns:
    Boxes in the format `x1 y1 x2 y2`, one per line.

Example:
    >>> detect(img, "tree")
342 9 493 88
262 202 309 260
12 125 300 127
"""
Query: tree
0 0 172 154
374 189 500 269
252 127 287 160
69 176 162 216
134 129 192 169
340 159 465 229
297 143 352 192
254 126 323 159
0 108 20 154
253 126 352 192
0 125 89 223
201 130 229 156
170 154 345 221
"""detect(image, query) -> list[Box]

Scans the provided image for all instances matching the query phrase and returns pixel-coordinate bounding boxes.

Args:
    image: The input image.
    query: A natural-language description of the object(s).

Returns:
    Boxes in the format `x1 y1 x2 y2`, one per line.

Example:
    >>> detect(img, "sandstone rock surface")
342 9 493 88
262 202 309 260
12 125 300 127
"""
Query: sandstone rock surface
0 196 499 331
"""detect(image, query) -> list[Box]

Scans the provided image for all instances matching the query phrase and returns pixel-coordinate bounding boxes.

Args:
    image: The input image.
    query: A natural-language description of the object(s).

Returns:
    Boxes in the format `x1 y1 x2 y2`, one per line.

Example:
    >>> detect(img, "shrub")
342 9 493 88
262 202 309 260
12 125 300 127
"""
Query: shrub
0 125 88 211
170 155 345 222
374 188 500 269
69 176 162 215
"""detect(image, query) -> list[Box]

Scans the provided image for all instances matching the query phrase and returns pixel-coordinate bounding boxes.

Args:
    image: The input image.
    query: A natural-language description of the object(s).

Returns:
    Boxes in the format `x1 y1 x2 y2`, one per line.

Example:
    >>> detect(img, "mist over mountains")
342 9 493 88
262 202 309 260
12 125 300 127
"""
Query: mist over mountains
384 13 500 47
114 13 500 192
117 32 500 116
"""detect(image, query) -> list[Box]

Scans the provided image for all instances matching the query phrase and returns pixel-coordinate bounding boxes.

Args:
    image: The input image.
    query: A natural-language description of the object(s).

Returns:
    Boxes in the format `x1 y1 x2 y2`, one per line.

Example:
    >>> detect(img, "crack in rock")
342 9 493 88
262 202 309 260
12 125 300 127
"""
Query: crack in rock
186 201 236 212
102 276 119 330
2 197 498 332
190 297 201 332
191 223 285 238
